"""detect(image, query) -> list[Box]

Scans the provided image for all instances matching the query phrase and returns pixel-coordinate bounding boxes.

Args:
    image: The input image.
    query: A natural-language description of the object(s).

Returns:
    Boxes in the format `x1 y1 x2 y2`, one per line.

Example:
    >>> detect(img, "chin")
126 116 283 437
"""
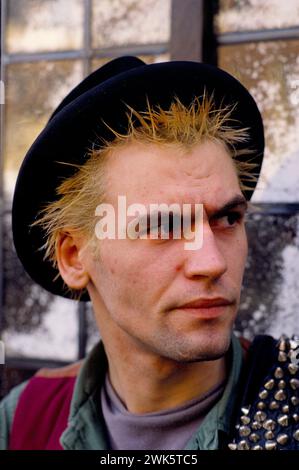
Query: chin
163 328 233 363
176 345 230 363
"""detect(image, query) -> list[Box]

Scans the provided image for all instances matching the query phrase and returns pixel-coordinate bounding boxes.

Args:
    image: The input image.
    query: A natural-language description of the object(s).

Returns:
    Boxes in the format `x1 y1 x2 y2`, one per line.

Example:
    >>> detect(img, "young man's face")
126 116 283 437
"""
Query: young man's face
84 139 248 362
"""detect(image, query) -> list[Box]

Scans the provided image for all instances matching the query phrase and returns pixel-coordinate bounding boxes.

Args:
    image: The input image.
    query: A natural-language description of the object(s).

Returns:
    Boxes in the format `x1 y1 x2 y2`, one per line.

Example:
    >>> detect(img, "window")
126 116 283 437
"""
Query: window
0 0 171 397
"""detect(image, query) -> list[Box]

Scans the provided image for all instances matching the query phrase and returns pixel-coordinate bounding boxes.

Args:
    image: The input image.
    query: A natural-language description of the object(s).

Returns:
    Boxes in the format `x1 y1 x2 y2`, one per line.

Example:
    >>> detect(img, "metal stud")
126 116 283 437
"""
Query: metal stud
274 367 284 379
278 351 287 362
278 335 287 351
259 389 268 400
290 378 299 390
252 445 263 450
241 415 251 425
254 411 266 422
263 419 276 431
277 434 288 445
239 426 251 437
249 433 260 443
291 396 299 406
228 443 237 450
288 350 298 362
238 440 250 450
269 401 279 410
289 339 299 349
257 401 266 410
288 363 299 375
293 430 299 441
292 413 299 423
274 390 286 401
241 406 250 416
278 380 286 389
264 430 275 440
265 440 277 450
282 404 289 413
264 379 275 390
277 414 289 427
251 420 262 430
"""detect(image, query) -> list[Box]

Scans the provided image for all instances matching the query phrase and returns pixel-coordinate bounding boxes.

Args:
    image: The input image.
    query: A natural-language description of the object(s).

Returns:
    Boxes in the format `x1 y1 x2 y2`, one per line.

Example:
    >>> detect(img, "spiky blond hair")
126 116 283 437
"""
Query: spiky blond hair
33 93 258 279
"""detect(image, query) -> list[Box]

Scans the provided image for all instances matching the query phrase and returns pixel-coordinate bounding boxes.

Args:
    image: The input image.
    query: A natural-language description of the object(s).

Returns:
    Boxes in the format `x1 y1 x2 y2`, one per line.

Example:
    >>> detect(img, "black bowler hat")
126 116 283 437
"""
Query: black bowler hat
12 56 264 300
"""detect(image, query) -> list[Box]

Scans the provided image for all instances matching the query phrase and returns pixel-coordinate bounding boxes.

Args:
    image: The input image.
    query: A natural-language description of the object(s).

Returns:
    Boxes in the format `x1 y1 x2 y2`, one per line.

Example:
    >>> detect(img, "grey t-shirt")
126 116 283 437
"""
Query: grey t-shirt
101 374 225 450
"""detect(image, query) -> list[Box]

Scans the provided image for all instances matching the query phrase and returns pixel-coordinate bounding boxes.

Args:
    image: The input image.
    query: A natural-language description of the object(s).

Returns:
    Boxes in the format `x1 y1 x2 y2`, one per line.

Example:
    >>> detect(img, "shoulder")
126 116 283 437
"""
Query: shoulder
34 360 83 379
0 380 29 450
0 360 83 450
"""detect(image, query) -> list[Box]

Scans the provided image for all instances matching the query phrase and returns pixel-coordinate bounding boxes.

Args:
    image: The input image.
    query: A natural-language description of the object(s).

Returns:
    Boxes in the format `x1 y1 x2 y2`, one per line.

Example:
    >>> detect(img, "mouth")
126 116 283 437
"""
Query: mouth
174 298 234 319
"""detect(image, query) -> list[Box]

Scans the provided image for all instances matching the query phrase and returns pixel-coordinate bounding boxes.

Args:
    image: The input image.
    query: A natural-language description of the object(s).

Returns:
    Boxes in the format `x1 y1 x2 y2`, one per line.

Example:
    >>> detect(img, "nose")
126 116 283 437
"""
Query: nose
183 222 227 281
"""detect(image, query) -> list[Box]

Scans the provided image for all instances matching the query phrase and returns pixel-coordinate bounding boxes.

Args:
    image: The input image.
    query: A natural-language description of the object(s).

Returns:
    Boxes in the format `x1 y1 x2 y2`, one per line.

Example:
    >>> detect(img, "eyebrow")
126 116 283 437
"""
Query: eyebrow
209 195 248 219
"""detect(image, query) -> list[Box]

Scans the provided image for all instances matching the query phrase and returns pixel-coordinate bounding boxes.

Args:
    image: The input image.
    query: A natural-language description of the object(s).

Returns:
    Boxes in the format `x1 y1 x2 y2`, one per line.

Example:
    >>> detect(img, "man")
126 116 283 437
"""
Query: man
1 56 298 450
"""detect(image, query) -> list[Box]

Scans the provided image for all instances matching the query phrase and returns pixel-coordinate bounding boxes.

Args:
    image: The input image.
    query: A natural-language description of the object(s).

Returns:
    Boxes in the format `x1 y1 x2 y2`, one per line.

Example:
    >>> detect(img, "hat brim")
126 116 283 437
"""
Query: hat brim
12 57 264 301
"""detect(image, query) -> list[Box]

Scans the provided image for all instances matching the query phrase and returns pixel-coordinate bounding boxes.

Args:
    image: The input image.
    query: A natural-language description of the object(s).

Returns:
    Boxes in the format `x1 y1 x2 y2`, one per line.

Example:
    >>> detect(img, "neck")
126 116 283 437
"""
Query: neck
103 337 228 414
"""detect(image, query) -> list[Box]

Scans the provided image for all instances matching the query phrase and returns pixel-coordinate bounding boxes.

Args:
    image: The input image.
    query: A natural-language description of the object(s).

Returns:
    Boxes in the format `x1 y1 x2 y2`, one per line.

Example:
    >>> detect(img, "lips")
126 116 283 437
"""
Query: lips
174 297 234 320
179 298 233 309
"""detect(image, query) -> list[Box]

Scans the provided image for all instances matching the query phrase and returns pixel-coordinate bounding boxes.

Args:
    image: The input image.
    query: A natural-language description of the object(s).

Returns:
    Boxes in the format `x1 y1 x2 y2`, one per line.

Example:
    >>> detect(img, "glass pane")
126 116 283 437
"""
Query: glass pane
2 211 78 361
92 0 171 48
4 60 84 197
91 53 170 72
215 0 299 33
237 211 299 339
6 0 84 53
218 40 299 202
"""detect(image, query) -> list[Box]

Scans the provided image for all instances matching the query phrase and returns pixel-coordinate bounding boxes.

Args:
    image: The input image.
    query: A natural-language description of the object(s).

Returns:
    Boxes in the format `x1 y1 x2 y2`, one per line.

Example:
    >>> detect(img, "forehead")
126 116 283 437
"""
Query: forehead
105 140 242 208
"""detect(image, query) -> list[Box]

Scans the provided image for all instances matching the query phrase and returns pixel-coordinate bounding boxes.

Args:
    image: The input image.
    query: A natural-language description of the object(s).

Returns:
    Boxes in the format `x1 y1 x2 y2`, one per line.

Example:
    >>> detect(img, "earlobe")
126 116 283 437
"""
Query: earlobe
56 232 90 291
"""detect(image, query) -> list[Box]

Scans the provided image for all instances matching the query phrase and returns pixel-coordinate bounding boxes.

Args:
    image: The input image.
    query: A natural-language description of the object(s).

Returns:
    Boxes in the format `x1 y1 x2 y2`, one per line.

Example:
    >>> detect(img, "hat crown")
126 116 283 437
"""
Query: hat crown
50 56 145 120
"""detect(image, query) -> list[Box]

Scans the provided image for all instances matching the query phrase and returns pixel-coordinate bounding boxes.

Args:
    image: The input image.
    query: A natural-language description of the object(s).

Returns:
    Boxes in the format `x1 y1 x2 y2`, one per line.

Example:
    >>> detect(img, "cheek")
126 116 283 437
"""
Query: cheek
240 227 248 260
220 228 247 274
230 230 248 275
97 242 154 299
90 253 140 315
94 240 180 304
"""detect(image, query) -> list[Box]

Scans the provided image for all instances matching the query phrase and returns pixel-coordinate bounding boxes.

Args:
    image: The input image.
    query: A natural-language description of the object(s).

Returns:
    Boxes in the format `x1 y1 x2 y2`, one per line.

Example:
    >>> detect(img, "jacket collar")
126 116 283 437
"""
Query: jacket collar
60 334 243 450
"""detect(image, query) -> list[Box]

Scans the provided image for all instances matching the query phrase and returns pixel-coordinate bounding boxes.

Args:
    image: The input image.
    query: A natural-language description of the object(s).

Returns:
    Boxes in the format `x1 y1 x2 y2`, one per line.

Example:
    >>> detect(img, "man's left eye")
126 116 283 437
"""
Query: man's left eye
212 212 243 229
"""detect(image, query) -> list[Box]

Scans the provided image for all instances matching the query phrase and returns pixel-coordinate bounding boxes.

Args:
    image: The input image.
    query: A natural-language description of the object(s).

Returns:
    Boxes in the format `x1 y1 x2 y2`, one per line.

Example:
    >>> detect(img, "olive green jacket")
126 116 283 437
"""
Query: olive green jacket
0 334 243 450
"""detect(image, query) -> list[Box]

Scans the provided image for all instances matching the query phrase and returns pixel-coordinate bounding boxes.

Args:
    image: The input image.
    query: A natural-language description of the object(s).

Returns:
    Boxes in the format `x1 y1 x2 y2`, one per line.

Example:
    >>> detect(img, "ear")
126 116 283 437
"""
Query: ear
56 232 90 291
